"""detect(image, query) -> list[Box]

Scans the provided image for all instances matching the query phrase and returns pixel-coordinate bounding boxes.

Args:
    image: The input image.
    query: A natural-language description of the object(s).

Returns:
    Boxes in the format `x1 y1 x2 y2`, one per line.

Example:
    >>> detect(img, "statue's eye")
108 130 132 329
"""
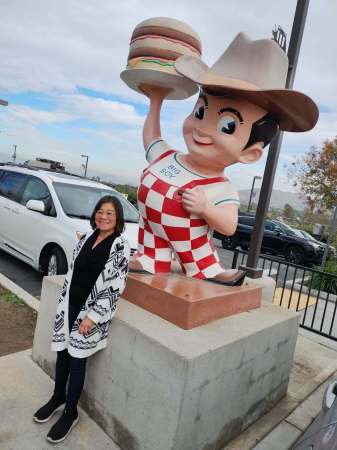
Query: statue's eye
217 115 237 134
194 105 205 120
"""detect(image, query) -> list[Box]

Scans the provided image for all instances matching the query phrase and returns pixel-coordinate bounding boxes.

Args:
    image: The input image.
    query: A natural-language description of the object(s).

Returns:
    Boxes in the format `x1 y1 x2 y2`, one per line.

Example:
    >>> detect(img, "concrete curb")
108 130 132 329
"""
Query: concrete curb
227 330 337 450
0 272 39 312
252 369 337 450
285 277 337 303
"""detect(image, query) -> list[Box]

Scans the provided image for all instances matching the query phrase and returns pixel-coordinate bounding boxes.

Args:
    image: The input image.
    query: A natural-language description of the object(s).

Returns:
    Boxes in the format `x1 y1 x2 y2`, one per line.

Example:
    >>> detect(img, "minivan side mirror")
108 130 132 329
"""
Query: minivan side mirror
26 199 45 213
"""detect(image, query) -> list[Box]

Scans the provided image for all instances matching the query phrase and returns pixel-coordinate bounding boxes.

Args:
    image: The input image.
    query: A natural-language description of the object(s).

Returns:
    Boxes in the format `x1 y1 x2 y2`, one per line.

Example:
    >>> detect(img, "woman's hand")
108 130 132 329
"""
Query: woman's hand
79 317 95 335
182 187 208 216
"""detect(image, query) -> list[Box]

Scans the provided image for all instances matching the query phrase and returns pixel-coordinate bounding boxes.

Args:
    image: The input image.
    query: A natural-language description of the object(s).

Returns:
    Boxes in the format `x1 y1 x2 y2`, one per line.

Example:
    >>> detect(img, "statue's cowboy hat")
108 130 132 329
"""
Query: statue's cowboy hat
175 32 318 132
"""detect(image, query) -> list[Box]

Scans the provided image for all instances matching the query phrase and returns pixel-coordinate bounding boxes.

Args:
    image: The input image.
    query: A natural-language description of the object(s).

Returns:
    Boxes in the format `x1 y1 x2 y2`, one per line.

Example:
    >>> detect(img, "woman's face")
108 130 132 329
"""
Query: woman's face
95 202 116 233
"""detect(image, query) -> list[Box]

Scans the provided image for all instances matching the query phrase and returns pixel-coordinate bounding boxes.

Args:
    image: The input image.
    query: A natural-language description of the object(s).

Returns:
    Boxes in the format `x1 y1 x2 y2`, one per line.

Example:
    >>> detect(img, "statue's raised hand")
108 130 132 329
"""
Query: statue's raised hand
139 83 173 101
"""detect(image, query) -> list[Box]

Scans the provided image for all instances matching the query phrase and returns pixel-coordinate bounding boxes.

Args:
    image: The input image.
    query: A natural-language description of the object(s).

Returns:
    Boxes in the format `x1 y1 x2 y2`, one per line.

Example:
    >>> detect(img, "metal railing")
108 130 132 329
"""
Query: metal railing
232 249 337 341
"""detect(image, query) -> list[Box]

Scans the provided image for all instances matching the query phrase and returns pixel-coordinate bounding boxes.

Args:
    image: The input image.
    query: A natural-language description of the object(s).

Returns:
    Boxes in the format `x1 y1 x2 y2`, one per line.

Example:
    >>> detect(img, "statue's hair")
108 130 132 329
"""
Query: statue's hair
244 112 279 149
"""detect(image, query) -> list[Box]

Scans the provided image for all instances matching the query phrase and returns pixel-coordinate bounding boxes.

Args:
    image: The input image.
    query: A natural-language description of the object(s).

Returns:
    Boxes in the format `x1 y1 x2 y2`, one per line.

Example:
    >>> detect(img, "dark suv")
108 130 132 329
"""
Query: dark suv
214 215 326 265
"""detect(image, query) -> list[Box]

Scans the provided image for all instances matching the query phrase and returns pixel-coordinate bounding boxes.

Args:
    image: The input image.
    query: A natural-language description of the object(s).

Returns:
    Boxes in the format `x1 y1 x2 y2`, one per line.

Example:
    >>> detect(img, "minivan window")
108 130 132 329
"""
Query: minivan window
53 182 139 223
0 171 28 201
21 176 56 216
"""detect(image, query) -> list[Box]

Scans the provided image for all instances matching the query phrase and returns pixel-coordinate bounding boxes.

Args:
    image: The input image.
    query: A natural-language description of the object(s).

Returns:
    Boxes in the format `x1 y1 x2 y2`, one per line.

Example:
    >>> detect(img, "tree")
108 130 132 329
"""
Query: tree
112 184 138 206
283 203 295 220
288 136 337 211
301 207 330 227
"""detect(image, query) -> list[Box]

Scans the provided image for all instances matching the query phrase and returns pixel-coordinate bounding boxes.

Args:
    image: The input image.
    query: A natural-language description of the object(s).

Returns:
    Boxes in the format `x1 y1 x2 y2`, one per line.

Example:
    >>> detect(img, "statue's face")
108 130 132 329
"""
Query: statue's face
183 92 266 169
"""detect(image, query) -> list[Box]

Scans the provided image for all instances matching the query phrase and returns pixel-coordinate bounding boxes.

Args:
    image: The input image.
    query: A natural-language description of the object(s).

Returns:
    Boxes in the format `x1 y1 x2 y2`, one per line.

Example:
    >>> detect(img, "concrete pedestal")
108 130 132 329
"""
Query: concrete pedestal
33 276 299 450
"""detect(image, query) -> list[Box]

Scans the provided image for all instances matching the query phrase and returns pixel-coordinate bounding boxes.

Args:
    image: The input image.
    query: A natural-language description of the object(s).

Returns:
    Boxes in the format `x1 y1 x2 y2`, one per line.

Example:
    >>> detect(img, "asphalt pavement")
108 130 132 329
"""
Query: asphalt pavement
0 248 43 298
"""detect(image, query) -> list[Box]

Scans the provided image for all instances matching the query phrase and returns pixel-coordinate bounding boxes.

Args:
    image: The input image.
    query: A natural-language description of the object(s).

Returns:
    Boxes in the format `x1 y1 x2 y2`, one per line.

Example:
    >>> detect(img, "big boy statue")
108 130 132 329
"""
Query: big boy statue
122 23 318 285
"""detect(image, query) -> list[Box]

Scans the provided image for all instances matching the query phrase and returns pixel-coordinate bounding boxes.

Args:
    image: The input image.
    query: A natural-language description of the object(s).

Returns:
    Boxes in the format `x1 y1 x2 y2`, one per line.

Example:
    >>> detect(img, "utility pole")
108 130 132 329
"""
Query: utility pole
321 207 337 267
81 154 89 178
247 176 262 213
242 0 310 278
12 145 17 163
0 100 8 137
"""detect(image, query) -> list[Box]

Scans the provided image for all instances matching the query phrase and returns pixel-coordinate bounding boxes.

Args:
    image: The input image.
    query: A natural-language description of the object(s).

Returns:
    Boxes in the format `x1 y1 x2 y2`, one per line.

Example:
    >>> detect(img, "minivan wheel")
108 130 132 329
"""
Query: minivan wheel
284 245 305 265
45 247 68 276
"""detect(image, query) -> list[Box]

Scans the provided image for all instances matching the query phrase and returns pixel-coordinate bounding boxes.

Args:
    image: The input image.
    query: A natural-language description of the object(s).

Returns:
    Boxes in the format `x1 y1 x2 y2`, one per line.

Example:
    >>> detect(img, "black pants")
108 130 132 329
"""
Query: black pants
53 303 87 415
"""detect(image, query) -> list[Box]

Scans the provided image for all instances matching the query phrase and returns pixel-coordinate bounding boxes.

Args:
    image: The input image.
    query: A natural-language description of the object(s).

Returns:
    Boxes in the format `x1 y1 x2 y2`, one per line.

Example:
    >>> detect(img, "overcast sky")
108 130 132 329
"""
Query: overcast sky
0 0 336 192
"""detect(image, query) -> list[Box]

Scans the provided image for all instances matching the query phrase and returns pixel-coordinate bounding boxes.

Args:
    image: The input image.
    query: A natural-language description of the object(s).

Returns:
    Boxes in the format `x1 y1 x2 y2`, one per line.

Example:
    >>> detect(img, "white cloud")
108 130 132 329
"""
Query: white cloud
0 103 146 184
1 94 144 130
1 0 335 108
59 94 144 126
8 105 75 124
0 0 336 193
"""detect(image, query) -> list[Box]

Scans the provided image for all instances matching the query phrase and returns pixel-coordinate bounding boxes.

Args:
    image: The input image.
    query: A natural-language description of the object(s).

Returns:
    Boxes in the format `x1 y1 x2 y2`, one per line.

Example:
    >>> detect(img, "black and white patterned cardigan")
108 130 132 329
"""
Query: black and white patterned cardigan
51 232 130 358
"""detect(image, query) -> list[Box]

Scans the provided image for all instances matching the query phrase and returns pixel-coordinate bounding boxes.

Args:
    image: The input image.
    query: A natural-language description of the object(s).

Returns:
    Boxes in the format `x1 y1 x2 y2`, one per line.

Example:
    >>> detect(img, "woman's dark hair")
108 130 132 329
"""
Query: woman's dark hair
90 195 125 235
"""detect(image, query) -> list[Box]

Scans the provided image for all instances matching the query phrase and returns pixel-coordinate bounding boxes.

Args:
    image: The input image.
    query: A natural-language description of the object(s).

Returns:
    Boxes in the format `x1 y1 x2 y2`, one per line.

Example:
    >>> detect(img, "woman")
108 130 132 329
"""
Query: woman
33 195 130 444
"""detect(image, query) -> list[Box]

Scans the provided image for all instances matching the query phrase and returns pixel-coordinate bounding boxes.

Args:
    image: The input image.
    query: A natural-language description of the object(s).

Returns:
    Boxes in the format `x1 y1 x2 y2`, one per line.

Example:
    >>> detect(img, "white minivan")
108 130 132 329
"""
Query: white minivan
0 164 139 275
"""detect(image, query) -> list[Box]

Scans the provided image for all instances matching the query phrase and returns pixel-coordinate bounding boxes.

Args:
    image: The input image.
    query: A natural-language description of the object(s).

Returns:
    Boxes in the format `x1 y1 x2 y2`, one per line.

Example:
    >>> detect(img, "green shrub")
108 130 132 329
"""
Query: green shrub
306 260 337 295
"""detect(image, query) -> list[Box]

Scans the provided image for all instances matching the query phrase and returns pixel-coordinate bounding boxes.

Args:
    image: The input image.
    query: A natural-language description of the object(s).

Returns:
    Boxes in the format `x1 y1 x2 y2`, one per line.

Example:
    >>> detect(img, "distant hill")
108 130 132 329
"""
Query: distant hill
238 189 306 210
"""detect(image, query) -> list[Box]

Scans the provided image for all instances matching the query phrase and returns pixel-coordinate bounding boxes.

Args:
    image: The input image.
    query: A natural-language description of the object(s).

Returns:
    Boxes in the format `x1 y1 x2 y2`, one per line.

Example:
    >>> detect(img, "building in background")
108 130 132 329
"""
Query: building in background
24 158 65 171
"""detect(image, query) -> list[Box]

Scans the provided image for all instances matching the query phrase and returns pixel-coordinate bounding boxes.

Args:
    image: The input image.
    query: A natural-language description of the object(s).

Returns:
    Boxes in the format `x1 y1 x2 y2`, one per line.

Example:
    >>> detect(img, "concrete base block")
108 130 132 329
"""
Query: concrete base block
33 276 300 450
247 275 276 305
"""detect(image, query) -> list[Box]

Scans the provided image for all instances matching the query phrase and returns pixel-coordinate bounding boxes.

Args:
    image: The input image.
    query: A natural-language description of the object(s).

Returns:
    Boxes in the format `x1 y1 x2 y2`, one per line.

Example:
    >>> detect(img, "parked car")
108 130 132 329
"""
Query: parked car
213 215 326 266
0 163 139 275
293 380 337 449
293 228 336 260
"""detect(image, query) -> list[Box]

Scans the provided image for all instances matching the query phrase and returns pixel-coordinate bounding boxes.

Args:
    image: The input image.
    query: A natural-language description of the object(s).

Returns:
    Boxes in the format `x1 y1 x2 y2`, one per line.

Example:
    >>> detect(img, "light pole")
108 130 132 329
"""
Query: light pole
243 0 310 278
12 145 17 163
81 154 89 177
0 100 8 137
0 100 9 163
321 206 337 267
247 176 262 213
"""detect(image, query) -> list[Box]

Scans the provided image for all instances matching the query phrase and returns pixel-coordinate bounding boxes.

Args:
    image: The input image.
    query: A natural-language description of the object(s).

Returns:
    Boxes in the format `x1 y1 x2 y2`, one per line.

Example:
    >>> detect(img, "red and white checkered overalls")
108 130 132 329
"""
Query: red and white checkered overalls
135 147 231 279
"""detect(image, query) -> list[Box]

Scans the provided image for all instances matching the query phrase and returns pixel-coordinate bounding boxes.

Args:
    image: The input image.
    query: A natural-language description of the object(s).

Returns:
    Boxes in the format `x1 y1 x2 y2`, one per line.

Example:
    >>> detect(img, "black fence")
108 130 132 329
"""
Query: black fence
232 249 337 342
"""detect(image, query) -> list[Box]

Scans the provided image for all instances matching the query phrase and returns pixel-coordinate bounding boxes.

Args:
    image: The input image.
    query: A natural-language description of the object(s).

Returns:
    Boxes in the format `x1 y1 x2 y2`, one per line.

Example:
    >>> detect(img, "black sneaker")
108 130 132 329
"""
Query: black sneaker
46 410 79 444
33 397 66 423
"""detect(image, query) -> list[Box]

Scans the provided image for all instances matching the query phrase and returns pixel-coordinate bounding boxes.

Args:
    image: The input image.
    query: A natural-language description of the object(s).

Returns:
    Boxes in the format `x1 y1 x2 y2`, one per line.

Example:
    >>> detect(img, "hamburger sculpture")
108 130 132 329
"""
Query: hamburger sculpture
121 17 318 285
120 17 201 99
